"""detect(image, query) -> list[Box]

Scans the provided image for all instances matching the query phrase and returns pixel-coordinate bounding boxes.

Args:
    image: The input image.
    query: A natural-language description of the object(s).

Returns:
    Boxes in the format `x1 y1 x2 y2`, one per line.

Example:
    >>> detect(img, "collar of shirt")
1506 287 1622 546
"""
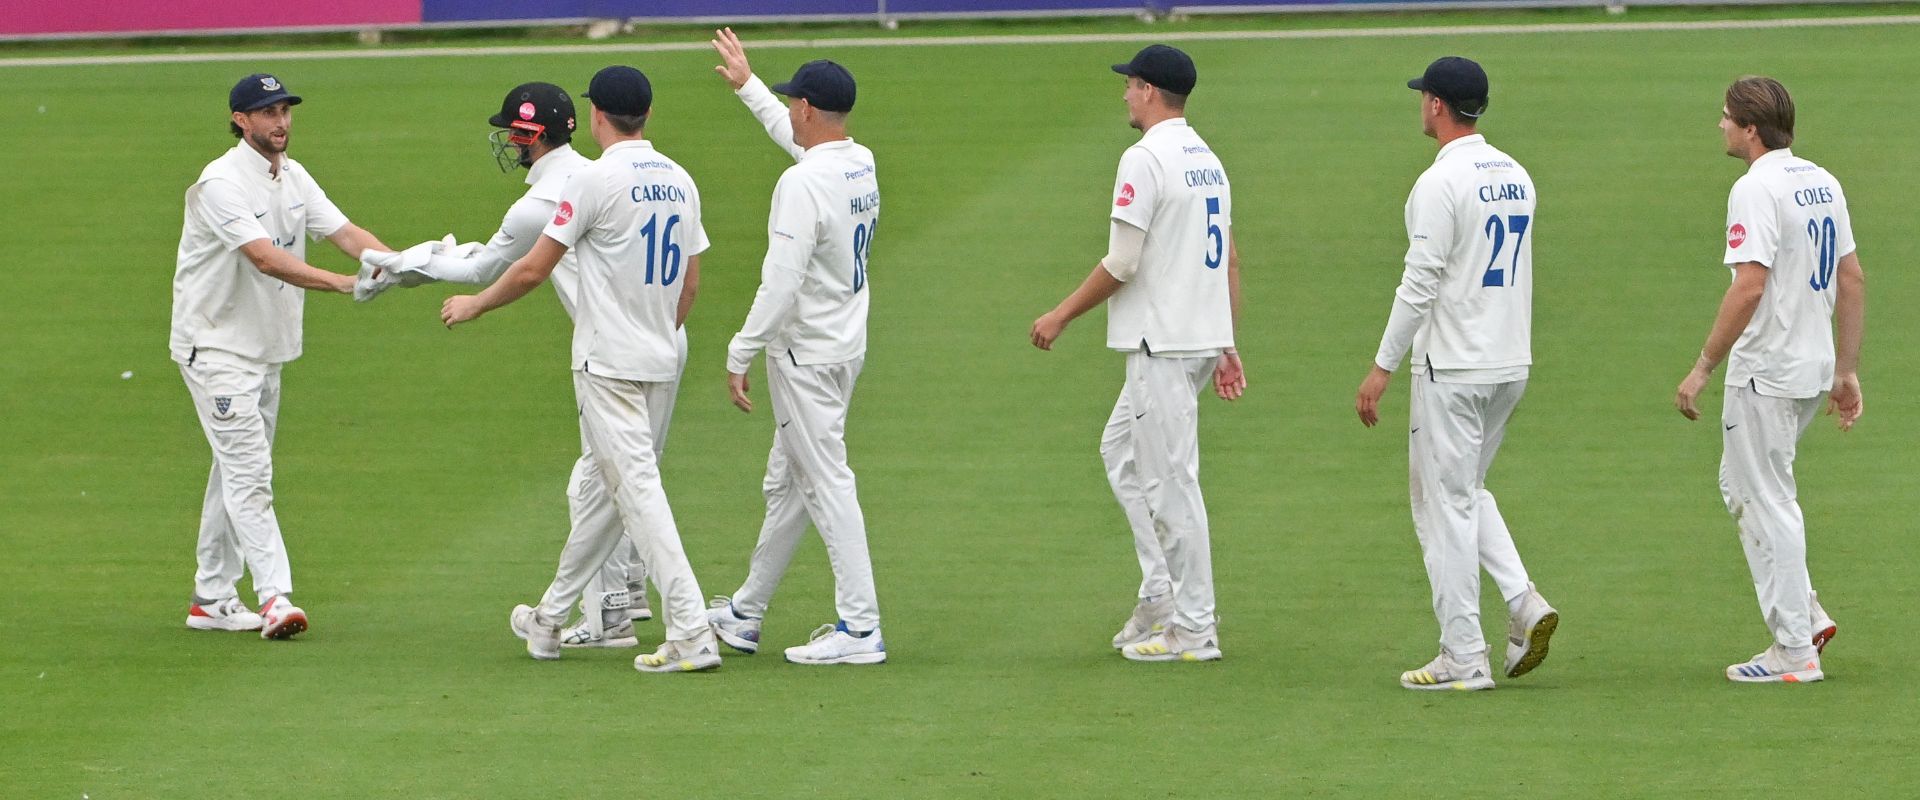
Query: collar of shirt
799 137 856 160
600 139 655 157
233 142 283 184
524 143 578 187
1748 147 1794 173
1140 117 1190 139
1433 133 1487 164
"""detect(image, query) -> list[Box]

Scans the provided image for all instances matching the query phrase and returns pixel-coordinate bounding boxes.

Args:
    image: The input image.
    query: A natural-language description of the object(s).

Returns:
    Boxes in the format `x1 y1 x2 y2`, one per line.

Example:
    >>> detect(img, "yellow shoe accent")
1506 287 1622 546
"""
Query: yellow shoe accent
1134 642 1172 656
1404 670 1436 685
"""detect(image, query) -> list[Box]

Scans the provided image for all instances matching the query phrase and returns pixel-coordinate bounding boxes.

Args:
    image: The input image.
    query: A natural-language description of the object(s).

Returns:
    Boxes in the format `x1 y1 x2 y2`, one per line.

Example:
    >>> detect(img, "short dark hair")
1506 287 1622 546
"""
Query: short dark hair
230 120 243 138
1160 88 1188 111
602 110 647 135
1446 104 1479 127
1726 76 1794 150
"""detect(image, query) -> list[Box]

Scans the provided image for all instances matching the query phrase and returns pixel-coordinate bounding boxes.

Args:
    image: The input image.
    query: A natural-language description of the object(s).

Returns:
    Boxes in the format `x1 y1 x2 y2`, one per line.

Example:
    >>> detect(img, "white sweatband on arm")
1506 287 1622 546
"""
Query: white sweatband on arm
1100 219 1147 282
1373 296 1423 372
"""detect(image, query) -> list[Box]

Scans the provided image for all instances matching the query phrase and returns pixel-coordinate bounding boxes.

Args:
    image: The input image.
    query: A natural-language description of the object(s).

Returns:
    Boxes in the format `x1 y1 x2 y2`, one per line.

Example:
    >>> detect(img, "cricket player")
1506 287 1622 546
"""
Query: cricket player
174 73 390 640
357 81 670 649
1674 76 1863 684
1030 44 1244 663
441 65 723 674
1353 57 1558 692
703 28 887 666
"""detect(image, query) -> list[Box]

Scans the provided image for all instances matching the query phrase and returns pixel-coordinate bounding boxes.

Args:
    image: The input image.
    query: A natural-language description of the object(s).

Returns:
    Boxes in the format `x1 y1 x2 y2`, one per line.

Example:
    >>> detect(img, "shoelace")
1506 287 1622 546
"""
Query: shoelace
806 624 837 643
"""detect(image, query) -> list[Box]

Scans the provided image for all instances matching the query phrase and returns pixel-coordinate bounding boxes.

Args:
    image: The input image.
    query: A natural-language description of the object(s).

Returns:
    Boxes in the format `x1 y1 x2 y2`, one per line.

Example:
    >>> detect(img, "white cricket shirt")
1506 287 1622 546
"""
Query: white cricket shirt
544 139 708 382
171 143 348 366
1104 118 1234 356
460 144 593 315
725 100 879 374
1374 134 1534 383
1722 148 1856 399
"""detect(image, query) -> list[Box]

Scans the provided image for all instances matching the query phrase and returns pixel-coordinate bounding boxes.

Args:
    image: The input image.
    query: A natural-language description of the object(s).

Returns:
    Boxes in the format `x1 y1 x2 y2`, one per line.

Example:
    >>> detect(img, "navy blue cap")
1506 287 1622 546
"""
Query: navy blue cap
229 73 301 113
1112 44 1196 96
771 60 856 113
1408 56 1489 117
585 66 652 116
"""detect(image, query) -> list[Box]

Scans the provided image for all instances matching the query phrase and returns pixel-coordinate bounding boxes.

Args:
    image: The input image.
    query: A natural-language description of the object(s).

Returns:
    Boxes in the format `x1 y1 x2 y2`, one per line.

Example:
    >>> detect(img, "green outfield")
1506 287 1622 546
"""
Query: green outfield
4 11 1919 798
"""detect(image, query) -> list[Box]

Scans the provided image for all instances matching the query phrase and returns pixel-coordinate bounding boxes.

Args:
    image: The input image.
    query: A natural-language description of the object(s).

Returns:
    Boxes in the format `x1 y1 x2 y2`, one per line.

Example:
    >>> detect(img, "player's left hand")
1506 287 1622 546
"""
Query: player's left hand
1674 367 1710 421
1213 351 1246 401
1827 372 1863 431
728 371 754 413
1030 312 1067 351
441 295 485 328
1355 365 1392 427
711 27 753 90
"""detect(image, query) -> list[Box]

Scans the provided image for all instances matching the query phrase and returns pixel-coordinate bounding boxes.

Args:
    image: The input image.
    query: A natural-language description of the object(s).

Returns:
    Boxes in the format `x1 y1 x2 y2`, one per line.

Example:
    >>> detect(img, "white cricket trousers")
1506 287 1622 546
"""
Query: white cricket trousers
1408 377 1533 661
179 359 293 606
727 356 880 631
1719 384 1824 651
536 371 706 641
1100 351 1218 632
574 333 686 608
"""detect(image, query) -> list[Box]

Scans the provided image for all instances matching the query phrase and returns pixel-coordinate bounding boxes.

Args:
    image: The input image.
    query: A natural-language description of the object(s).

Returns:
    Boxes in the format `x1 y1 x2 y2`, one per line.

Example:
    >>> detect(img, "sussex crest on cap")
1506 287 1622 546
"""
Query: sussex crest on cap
260 76 281 91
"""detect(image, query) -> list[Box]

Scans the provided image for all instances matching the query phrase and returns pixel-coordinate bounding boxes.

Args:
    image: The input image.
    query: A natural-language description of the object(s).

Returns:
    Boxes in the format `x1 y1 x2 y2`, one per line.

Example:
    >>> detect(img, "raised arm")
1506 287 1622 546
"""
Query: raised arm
712 27 804 160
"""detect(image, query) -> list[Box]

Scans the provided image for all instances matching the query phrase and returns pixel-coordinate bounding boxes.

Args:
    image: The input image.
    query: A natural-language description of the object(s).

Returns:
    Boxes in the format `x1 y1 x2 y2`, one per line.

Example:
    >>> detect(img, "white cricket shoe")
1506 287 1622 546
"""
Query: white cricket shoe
1121 623 1221 663
1401 650 1495 691
562 618 638 649
186 596 263 632
1504 584 1559 678
1727 645 1823 684
707 596 762 655
1810 590 1837 655
634 630 722 674
563 589 638 648
1112 594 1173 650
258 596 308 640
509 604 562 661
784 622 887 666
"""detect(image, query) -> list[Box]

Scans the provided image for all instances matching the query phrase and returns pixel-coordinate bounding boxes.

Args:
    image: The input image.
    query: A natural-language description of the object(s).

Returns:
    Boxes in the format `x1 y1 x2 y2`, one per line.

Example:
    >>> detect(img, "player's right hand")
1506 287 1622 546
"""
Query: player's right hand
711 27 753 90
728 371 754 413
1355 365 1392 428
1030 313 1067 350
1674 367 1709 421
441 295 485 328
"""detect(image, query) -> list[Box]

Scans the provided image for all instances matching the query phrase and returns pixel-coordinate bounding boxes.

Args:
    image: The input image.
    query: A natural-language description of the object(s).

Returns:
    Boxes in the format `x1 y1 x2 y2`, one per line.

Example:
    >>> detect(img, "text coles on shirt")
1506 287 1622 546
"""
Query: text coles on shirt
631 184 687 204
1477 183 1527 203
1792 186 1834 208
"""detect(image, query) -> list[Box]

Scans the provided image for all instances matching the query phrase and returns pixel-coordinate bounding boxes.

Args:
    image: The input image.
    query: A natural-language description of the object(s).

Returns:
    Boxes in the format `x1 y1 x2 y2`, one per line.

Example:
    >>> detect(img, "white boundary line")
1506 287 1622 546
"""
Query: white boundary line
2 13 1918 69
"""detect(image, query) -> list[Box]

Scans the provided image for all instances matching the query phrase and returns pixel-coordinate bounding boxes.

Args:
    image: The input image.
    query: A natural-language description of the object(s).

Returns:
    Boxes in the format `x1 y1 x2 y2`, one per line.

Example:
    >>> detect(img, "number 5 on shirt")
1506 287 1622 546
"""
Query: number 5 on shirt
1481 213 1530 287
1204 197 1224 269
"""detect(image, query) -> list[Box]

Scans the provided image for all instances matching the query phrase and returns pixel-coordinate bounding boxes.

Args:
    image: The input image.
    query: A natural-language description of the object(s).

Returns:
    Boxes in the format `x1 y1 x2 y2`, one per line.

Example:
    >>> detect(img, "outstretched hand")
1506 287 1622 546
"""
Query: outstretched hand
711 27 753 90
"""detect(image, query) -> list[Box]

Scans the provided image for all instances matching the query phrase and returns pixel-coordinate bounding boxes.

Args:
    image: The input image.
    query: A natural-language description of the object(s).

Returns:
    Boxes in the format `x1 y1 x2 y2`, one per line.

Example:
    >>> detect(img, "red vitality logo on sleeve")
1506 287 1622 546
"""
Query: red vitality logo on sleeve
553 201 573 226
1728 223 1746 248
1115 183 1135 207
